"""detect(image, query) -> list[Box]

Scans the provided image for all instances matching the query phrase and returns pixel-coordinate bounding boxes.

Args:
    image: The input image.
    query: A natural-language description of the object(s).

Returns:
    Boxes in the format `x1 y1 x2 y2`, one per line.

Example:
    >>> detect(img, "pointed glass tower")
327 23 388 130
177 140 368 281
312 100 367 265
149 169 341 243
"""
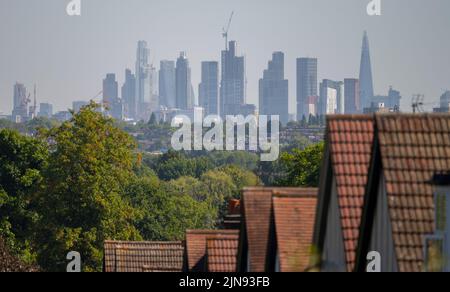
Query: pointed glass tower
359 31 374 111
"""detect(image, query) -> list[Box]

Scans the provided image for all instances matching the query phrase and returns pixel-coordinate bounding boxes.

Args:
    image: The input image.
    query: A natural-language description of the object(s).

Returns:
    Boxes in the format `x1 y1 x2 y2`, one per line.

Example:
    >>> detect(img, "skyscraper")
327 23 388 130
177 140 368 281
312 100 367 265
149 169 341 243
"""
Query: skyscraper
148 65 159 115
102 73 122 120
175 52 194 110
319 79 343 115
12 83 28 123
121 69 136 119
38 103 53 118
135 41 151 120
221 41 246 117
297 58 318 120
159 60 176 109
72 101 89 114
359 31 375 110
344 79 360 114
199 61 219 116
259 52 289 124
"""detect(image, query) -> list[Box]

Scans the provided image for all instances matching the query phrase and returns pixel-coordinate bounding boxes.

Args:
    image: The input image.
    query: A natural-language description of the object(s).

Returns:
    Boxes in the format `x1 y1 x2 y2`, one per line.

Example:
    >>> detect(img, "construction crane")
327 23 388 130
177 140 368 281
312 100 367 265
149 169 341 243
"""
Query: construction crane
222 11 234 50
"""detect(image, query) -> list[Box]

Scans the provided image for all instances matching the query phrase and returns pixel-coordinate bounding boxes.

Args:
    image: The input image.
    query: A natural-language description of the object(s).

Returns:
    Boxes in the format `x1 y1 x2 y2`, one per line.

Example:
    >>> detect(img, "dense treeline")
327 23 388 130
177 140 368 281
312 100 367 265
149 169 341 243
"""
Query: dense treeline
0 103 323 271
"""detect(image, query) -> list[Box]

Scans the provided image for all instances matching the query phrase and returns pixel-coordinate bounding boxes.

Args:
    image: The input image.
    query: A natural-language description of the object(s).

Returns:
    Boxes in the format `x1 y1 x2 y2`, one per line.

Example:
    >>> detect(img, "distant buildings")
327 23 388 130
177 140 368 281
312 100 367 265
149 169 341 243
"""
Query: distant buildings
12 83 28 123
344 79 360 114
135 41 151 121
102 73 123 120
175 52 194 110
359 31 375 110
364 86 401 113
297 58 318 120
319 80 343 115
121 69 136 119
38 103 53 118
72 101 89 114
199 61 219 116
433 91 450 113
159 60 176 109
259 52 289 125
221 41 246 117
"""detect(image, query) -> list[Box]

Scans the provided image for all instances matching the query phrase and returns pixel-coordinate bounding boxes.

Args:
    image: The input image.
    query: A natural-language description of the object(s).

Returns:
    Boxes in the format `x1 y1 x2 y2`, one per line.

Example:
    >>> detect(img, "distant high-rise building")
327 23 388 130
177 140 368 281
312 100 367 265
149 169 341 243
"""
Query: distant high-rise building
319 80 343 115
372 86 402 111
221 41 246 117
135 41 151 120
148 65 159 114
344 79 360 114
38 103 53 119
434 91 450 113
102 73 123 120
175 52 194 110
72 101 89 114
259 52 289 124
121 69 136 119
159 60 176 109
297 58 318 120
12 83 28 123
359 31 375 110
199 61 219 116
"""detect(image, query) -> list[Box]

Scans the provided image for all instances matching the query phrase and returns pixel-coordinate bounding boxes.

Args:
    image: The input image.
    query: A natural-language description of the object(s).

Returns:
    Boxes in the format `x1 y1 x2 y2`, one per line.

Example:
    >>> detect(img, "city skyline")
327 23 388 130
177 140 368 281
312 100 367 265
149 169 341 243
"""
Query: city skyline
1 0 450 114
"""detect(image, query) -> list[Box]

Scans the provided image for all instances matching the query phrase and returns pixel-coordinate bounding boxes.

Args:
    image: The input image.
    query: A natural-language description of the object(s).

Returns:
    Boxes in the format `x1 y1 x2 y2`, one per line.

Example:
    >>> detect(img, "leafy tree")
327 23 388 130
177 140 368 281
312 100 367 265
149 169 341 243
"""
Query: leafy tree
0 129 48 263
277 143 324 187
218 165 260 191
34 102 141 272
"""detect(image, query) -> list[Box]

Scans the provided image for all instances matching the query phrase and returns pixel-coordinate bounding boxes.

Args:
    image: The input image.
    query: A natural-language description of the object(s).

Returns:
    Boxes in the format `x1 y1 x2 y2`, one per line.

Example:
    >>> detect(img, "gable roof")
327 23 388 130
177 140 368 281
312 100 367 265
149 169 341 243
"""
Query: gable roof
371 114 450 272
239 187 319 272
103 240 184 272
315 115 375 271
206 233 240 272
272 190 318 272
185 230 239 272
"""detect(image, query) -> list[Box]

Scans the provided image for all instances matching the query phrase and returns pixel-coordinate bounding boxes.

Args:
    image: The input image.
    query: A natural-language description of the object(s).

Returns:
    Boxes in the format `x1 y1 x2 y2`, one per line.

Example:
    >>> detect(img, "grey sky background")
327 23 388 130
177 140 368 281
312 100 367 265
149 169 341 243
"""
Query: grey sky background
0 0 449 114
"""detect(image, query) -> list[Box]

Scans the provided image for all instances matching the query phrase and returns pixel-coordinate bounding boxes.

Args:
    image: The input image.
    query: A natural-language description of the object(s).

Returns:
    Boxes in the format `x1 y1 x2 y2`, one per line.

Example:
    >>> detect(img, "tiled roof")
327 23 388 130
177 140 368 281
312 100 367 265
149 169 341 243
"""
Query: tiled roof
206 233 239 273
376 114 450 272
241 187 276 272
241 187 319 272
327 115 375 271
103 240 184 272
273 190 318 272
186 230 239 272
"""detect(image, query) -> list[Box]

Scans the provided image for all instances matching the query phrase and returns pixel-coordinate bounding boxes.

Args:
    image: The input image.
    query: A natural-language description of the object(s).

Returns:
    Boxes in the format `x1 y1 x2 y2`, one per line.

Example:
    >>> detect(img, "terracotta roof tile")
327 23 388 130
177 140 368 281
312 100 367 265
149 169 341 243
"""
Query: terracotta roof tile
186 230 239 272
206 233 239 272
326 115 375 271
272 190 317 272
375 114 450 272
103 241 184 272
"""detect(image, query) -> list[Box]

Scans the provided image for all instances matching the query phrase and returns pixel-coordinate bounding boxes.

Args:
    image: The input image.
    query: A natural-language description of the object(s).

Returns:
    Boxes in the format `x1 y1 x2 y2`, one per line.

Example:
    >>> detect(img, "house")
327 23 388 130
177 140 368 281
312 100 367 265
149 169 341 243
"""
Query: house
356 114 450 272
237 187 318 272
313 115 375 272
103 240 184 272
185 230 240 272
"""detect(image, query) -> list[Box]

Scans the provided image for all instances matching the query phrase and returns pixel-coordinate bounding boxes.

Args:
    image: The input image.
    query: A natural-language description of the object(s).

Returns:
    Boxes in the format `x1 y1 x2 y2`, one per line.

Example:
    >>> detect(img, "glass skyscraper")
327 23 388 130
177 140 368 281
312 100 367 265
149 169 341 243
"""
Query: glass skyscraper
199 61 219 116
297 58 318 120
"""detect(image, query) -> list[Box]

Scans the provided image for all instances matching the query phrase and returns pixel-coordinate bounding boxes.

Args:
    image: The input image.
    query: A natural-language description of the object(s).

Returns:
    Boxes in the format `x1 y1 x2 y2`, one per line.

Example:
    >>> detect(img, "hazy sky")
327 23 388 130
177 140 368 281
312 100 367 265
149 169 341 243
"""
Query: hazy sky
1 0 449 114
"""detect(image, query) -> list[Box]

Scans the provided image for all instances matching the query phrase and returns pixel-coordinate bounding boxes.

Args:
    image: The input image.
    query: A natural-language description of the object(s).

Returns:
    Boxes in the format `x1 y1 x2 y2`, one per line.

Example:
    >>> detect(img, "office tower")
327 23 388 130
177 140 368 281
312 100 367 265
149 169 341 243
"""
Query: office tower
121 69 136 119
199 61 219 116
221 41 246 117
12 83 28 123
102 73 123 120
433 91 450 113
359 31 374 110
148 65 159 114
159 60 176 109
72 101 89 114
305 96 319 118
344 79 360 114
297 58 318 120
135 41 151 120
319 80 343 115
259 52 289 124
38 103 53 118
175 52 194 110
372 86 402 111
